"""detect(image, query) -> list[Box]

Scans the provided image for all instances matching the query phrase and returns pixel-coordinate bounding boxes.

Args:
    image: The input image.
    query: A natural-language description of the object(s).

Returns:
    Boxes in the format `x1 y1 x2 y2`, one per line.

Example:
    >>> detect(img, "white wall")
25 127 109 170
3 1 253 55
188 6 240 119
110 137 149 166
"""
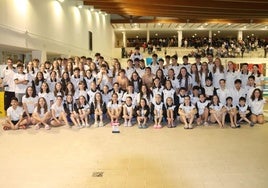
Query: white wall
0 0 114 59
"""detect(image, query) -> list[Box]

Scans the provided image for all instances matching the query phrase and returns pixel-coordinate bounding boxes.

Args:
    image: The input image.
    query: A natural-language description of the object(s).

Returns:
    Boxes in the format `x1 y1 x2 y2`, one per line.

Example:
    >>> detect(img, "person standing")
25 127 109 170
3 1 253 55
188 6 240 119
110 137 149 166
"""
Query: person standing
0 58 16 111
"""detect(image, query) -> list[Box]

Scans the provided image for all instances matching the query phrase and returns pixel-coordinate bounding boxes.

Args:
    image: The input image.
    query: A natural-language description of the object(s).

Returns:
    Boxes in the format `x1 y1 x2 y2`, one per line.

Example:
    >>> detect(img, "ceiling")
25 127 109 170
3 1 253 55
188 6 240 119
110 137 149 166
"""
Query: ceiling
83 0 268 24
83 0 268 38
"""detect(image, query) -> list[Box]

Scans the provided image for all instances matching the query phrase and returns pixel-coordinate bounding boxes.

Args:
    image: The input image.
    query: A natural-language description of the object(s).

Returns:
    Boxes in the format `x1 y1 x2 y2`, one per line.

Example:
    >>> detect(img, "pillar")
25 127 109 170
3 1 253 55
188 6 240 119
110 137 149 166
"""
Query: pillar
122 31 126 48
209 30 212 45
238 30 243 41
177 30 182 47
146 29 150 43
32 50 47 63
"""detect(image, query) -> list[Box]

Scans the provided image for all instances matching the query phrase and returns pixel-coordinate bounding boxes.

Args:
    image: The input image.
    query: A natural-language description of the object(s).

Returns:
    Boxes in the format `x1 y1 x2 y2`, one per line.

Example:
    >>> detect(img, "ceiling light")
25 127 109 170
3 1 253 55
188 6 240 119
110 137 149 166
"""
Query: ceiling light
136 36 139 38
157 23 161 26
228 23 231 25
204 23 208 26
76 1 83 9
218 31 220 33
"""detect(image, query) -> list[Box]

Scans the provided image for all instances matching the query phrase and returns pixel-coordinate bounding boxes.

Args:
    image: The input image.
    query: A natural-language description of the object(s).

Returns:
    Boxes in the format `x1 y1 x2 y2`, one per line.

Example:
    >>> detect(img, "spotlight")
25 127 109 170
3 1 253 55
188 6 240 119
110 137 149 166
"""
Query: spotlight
76 1 83 9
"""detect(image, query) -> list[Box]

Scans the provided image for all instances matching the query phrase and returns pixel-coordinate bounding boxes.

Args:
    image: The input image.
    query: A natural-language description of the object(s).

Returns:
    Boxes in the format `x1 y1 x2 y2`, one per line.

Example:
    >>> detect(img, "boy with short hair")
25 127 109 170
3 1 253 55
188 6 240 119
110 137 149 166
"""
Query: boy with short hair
3 97 27 130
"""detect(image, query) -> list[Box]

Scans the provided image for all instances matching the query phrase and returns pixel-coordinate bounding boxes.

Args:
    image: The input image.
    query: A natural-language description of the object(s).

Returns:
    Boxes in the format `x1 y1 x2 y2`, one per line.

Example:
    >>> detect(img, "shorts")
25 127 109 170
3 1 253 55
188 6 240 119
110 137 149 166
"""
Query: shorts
15 93 24 103
11 120 19 125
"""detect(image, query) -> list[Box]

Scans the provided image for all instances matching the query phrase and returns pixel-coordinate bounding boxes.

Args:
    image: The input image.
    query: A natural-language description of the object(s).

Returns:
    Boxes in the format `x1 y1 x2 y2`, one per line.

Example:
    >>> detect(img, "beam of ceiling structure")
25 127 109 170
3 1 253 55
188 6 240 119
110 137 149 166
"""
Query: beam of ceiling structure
84 0 268 23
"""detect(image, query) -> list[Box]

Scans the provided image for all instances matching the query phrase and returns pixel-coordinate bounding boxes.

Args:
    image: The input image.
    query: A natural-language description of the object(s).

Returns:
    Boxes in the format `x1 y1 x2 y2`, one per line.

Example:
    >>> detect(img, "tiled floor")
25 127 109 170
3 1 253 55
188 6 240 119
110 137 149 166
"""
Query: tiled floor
0 117 268 188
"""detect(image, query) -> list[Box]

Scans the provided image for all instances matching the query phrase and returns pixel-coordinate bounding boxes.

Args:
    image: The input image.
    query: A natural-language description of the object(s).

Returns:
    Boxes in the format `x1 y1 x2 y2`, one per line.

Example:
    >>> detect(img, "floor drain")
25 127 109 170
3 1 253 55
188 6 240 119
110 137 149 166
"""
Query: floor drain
92 172 104 177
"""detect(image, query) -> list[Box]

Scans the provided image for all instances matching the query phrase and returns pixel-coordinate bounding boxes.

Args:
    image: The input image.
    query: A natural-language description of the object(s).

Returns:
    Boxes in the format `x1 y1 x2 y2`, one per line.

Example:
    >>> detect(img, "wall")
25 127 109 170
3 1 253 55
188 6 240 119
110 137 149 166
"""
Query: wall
0 0 114 59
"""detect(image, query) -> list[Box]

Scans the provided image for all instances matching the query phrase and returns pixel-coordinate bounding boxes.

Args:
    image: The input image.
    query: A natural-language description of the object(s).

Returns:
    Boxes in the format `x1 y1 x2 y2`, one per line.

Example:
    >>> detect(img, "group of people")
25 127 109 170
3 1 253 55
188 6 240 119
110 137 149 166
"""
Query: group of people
0 50 266 131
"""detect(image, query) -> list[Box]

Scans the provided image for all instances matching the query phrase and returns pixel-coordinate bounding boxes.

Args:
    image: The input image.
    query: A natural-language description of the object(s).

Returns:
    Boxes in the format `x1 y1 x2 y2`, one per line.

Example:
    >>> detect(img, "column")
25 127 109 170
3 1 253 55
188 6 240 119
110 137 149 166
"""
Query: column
238 30 243 40
32 50 47 63
177 30 182 47
146 29 150 43
122 31 126 48
209 30 212 46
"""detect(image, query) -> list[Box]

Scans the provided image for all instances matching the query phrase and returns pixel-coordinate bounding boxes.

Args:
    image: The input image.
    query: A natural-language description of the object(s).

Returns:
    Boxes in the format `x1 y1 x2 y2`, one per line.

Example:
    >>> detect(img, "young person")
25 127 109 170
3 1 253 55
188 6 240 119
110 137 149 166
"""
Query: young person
90 92 106 127
107 93 122 126
236 97 254 127
22 86 38 126
208 95 225 128
196 93 209 126
248 88 266 124
14 63 29 104
50 95 70 127
135 98 150 129
32 97 51 130
165 97 176 128
178 95 197 129
3 97 27 130
224 97 238 128
122 96 134 127
151 94 165 129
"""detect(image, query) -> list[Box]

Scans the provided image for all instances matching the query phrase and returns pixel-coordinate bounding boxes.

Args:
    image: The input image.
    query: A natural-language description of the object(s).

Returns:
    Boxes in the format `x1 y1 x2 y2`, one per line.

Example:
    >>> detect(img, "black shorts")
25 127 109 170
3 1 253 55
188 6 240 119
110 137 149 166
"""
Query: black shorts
11 120 19 125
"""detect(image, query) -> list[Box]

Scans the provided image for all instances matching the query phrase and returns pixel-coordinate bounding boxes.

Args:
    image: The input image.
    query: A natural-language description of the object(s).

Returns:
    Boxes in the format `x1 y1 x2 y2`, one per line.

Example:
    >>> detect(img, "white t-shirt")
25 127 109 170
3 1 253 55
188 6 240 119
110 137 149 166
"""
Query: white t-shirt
212 69 225 88
196 100 209 115
249 98 265 115
38 92 55 108
179 103 196 114
209 103 224 111
14 72 29 94
51 103 64 118
123 104 134 115
1 66 16 92
7 106 24 121
162 88 176 104
216 88 230 105
229 88 246 106
107 101 122 110
225 70 240 89
22 95 38 114
33 107 47 118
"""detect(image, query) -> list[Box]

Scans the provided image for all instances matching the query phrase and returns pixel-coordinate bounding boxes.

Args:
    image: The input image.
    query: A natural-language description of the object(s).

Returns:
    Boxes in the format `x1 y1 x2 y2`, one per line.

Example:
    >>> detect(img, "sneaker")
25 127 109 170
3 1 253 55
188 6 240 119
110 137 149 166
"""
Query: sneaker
250 122 254 127
35 124 40 130
79 124 84 129
94 122 98 128
99 121 104 127
128 121 132 127
184 124 189 129
236 124 241 128
45 124 50 130
124 121 128 127
142 124 148 129
86 123 90 128
157 124 162 129
153 124 158 128
188 124 193 129
138 125 142 129
203 122 209 126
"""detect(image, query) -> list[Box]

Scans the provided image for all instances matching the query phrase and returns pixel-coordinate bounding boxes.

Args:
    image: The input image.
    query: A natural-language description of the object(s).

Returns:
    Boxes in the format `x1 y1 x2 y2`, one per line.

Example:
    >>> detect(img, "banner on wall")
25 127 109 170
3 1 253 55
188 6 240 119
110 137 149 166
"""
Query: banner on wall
0 91 5 117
